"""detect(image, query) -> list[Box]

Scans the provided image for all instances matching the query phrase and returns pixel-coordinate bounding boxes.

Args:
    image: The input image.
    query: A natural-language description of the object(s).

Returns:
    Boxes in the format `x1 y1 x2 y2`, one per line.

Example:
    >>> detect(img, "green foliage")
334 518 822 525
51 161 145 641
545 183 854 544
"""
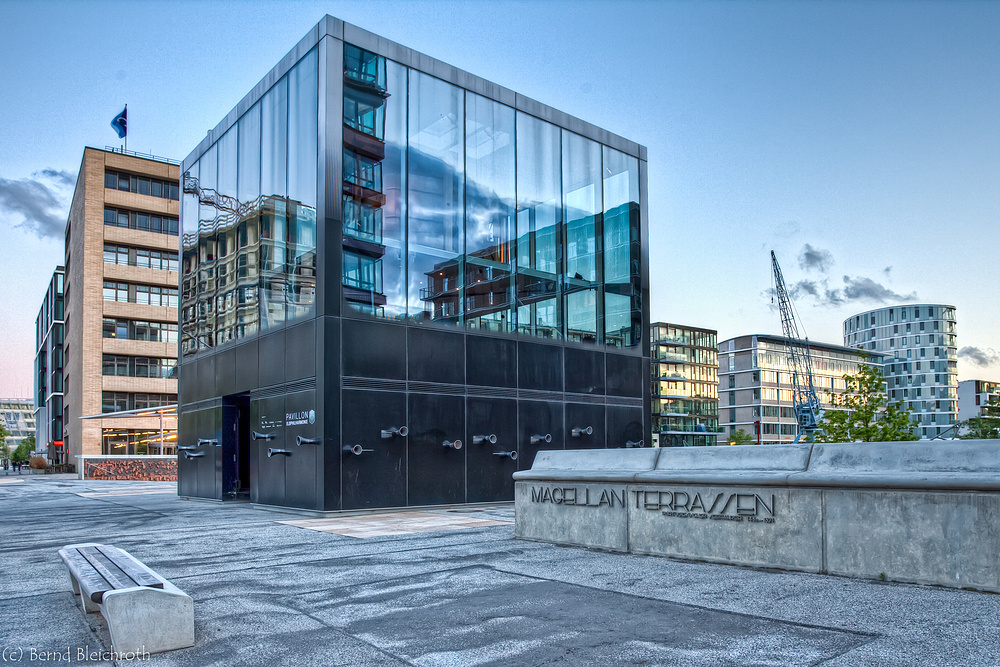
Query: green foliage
0 423 9 462
12 440 31 464
22 433 35 451
817 358 918 443
726 429 755 445
959 397 1000 439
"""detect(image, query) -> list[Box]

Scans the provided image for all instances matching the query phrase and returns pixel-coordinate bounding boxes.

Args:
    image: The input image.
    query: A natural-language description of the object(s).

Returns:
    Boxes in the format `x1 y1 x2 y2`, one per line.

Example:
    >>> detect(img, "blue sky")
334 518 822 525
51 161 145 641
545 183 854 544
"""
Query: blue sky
1 0 998 396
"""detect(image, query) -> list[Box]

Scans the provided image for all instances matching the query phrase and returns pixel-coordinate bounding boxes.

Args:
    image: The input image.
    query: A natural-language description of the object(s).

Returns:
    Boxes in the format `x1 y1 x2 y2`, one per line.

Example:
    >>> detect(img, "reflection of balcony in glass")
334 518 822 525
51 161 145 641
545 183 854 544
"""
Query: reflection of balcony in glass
343 44 390 316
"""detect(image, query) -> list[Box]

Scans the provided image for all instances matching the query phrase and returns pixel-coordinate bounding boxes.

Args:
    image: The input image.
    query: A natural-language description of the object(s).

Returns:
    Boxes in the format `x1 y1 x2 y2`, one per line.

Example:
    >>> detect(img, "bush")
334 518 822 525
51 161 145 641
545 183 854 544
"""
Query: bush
29 456 48 470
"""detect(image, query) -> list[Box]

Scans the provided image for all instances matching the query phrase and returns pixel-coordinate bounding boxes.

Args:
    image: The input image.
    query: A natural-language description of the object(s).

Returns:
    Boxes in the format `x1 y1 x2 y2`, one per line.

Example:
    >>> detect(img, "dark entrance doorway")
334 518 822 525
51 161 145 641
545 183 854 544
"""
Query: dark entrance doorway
223 393 251 499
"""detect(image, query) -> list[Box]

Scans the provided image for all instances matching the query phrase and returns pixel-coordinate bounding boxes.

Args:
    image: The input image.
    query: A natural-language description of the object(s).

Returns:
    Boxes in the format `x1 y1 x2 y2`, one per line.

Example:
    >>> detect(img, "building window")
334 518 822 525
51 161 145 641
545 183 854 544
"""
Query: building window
102 392 129 413
104 207 179 236
103 244 129 265
105 170 179 200
728 374 735 389
103 281 129 302
135 285 179 307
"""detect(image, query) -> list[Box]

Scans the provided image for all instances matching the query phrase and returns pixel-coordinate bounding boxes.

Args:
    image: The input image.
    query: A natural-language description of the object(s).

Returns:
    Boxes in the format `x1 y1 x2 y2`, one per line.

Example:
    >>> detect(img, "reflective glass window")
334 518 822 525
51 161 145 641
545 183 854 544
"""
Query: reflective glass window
562 131 602 343
287 48 317 209
217 126 238 200
603 146 640 347
407 71 464 324
516 112 561 338
464 93 515 332
261 77 288 199
237 102 261 203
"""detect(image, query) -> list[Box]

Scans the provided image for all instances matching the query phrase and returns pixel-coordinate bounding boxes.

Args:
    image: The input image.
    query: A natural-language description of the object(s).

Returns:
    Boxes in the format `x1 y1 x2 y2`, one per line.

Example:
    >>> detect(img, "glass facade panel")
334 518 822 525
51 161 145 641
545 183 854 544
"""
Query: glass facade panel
562 131 602 343
261 76 288 199
217 126 238 199
407 71 464 324
516 112 561 338
603 146 641 347
464 92 515 332
237 102 261 203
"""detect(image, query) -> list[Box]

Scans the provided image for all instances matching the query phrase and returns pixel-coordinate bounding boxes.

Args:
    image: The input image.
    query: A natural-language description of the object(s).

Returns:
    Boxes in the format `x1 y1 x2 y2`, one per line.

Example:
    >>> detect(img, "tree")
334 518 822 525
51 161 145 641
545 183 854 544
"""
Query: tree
22 433 35 453
960 397 1000 439
727 429 755 445
12 440 31 464
0 424 9 465
817 357 918 443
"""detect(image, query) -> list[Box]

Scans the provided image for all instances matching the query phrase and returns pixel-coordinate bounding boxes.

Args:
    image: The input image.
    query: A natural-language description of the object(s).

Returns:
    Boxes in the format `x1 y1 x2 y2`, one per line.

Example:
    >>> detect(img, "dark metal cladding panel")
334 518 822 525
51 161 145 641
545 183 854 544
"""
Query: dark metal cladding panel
407 327 466 385
258 330 287 388
564 347 606 395
176 408 198 497
284 388 321 510
607 405 646 449
606 352 643 398
285 320 317 382
220 399 239 497
518 400 565 470
322 317 342 510
197 408 221 498
565 402 606 449
253 395 286 506
343 318 406 380
466 334 517 388
341 389 407 509
407 393 466 505
235 339 259 393
216 346 237 397
197 355 216 403
518 341 564 392
466 397 517 503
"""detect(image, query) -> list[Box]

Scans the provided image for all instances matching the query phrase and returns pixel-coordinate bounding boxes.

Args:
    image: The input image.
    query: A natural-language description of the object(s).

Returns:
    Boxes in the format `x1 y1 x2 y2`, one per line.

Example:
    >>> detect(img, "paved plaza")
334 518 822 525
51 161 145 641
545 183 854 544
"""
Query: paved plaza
1 473 998 665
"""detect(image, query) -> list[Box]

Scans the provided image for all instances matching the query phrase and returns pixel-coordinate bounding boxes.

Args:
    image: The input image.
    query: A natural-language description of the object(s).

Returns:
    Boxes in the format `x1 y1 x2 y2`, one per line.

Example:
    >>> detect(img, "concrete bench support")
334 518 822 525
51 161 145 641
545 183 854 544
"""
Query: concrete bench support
514 440 1000 592
59 543 194 655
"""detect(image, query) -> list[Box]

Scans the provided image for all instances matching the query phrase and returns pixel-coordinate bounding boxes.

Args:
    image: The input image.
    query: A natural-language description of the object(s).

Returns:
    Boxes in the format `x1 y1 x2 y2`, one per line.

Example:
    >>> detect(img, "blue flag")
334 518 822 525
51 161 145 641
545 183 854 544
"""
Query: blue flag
111 106 127 138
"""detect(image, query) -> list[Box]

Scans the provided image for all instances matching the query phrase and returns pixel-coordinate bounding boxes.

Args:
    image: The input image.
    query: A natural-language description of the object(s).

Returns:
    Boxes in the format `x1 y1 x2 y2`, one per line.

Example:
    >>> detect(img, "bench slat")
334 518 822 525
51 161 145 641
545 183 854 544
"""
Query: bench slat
94 546 163 589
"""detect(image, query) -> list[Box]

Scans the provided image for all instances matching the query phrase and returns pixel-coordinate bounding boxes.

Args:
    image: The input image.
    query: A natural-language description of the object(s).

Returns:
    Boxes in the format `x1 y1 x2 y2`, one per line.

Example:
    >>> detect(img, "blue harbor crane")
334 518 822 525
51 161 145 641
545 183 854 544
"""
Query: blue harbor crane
771 251 823 443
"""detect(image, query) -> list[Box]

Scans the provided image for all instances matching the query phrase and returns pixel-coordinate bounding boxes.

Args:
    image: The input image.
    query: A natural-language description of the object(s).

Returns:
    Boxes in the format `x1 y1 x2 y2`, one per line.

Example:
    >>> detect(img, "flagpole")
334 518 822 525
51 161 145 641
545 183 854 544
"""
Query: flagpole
124 104 127 154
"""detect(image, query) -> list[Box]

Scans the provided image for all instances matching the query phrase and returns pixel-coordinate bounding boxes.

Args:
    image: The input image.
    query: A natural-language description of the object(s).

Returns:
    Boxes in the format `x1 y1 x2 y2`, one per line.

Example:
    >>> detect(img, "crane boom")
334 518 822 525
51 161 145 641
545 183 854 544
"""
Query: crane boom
770 251 823 443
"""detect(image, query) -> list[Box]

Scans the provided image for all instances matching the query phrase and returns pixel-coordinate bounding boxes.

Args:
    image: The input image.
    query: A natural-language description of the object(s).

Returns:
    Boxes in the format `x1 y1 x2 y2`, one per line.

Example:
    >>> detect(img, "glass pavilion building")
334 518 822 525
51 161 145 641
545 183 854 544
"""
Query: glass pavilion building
177 16 650 510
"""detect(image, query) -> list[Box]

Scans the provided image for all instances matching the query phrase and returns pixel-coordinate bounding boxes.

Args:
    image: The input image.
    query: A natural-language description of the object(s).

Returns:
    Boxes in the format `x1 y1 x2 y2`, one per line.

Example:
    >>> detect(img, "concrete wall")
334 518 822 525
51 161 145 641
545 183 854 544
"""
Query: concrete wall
513 441 1000 592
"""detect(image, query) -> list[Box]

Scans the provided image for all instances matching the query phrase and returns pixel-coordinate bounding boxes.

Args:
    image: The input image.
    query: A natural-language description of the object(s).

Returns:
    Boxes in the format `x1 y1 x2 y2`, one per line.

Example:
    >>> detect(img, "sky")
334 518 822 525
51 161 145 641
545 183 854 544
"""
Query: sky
0 0 998 397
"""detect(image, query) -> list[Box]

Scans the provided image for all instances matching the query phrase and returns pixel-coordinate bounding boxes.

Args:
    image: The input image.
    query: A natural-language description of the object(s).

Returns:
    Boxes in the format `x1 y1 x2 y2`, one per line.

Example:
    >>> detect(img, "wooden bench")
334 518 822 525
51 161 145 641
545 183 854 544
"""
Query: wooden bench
59 543 194 655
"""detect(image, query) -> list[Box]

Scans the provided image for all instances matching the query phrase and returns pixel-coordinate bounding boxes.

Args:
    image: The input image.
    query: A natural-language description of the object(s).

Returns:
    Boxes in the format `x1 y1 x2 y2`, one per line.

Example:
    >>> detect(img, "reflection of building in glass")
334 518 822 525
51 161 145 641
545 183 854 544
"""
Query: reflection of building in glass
718 334 884 445
651 323 719 447
62 148 180 461
177 16 649 511
843 305 958 438
34 267 65 462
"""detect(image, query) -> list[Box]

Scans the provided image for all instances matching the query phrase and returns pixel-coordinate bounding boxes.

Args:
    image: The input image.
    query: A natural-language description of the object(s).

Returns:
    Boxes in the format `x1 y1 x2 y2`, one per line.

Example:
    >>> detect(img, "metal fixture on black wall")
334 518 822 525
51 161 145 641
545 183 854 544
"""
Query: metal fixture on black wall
267 448 292 457
184 451 205 459
381 426 409 439
296 436 322 446
343 444 373 456
493 450 518 460
626 439 645 448
530 433 552 445
442 440 463 450
198 438 220 447
252 431 276 441
473 434 498 445
571 426 593 438
177 445 197 452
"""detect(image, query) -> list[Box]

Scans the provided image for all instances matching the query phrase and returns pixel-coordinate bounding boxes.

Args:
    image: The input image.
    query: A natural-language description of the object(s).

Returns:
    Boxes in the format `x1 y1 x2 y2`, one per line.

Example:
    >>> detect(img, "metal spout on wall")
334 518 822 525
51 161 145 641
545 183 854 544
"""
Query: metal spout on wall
442 440 463 450
381 426 409 439
184 451 205 459
296 436 322 446
252 431 275 441
473 434 498 445
177 445 197 452
492 450 518 460
343 444 373 456
625 439 645 448
197 438 220 447
530 434 552 445
571 426 593 437
267 448 292 457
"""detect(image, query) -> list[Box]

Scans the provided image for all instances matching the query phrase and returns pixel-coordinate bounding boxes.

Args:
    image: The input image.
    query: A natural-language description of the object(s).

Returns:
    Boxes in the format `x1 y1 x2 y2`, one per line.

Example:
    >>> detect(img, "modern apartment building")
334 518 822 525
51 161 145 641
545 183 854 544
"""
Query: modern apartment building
958 380 999 421
34 266 65 463
651 323 718 446
843 305 958 438
0 399 36 454
718 334 882 445
62 148 180 461
177 16 650 510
